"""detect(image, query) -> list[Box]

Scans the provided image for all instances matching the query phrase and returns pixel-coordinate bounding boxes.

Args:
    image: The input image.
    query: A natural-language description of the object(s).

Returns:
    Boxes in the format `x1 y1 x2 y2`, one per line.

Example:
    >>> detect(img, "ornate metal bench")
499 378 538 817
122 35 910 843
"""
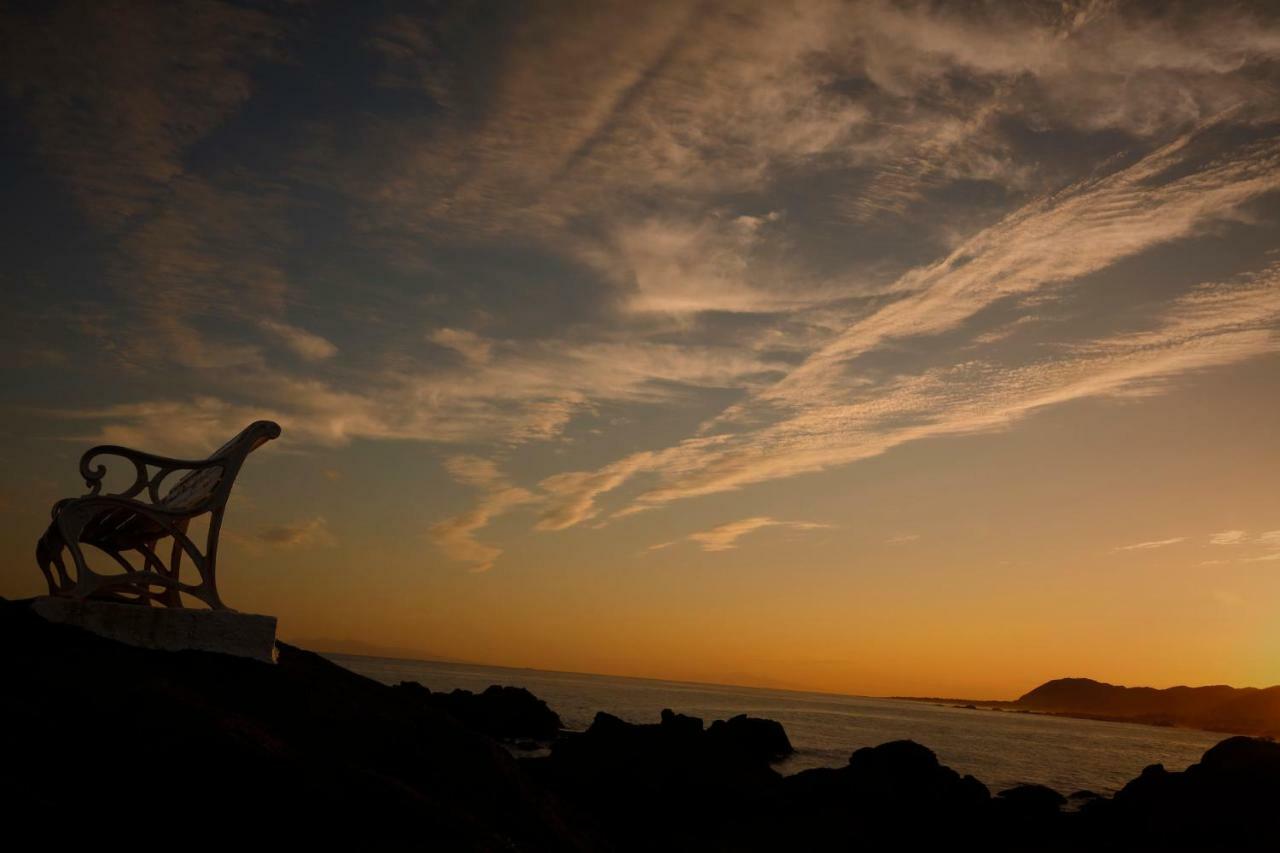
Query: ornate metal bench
36 421 281 610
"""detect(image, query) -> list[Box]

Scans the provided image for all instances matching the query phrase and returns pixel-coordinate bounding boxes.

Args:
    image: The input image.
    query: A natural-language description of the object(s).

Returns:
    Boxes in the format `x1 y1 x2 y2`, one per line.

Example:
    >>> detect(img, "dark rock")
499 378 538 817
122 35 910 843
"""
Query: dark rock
531 708 785 847
394 680 562 740
706 713 794 761
844 740 992 809
1195 734 1280 775
10 597 1280 851
1102 737 1280 850
660 707 704 739
0 598 593 847
996 783 1067 819
1068 789 1102 800
739 740 992 850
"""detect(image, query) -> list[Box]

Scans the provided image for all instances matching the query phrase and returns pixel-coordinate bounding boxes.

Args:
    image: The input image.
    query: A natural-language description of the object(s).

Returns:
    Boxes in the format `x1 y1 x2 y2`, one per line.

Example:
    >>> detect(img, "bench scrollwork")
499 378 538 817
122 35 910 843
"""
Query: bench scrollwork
36 420 282 610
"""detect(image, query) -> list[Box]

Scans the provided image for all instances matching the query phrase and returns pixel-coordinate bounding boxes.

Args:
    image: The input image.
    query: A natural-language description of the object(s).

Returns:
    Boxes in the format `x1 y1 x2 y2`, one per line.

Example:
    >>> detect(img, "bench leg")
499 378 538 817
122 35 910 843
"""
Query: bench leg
37 500 229 610
35 532 72 597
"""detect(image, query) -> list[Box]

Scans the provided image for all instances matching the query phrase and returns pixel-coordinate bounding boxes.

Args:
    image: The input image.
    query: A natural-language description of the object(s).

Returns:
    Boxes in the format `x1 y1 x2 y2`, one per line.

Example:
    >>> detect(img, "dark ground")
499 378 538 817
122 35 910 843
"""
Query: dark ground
3 597 1278 850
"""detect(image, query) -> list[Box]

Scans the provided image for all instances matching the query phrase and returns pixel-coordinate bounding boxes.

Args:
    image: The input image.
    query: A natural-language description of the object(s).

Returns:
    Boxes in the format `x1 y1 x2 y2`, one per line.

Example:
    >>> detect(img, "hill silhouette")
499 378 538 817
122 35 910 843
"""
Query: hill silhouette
1016 678 1280 737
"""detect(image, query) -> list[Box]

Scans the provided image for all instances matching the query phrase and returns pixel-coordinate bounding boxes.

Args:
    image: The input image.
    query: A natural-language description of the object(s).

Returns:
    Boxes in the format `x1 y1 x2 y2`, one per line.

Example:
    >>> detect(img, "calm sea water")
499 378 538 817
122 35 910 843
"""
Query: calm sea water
326 654 1223 796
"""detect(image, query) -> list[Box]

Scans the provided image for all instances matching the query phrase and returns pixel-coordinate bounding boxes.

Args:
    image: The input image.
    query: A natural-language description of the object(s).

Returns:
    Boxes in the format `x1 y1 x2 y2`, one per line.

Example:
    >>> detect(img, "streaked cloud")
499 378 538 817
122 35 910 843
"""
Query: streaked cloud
1247 530 1280 563
5 1 1280 580
260 320 338 361
653 516 832 553
430 328 493 364
255 517 336 549
1209 530 1248 546
538 198 1280 526
429 456 534 572
1117 538 1186 552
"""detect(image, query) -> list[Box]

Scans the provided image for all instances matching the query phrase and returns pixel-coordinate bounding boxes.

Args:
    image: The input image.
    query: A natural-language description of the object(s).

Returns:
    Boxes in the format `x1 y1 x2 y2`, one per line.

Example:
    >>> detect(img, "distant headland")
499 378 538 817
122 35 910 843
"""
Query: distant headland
897 677 1280 739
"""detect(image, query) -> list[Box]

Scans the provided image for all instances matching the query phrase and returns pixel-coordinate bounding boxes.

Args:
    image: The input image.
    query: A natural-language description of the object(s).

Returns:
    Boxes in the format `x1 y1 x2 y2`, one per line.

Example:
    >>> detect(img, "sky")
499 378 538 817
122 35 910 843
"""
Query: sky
2 0 1279 699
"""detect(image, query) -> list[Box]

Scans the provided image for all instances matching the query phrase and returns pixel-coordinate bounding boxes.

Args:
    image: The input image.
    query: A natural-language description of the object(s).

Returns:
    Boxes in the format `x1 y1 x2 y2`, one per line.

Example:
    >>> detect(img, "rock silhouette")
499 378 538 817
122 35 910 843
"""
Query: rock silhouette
394 680 563 739
0 597 593 846
4 596 1279 851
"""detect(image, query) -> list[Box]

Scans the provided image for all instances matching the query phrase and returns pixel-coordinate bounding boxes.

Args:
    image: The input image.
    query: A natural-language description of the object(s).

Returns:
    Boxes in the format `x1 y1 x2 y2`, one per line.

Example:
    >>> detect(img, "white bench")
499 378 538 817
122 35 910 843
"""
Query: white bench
36 421 281 610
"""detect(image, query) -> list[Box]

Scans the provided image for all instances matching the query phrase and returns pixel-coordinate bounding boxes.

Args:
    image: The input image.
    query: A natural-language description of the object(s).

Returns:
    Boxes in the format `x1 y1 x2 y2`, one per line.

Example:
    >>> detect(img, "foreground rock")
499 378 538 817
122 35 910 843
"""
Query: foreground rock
743 739 994 849
5 596 1279 851
0 598 593 847
395 681 564 740
1086 736 1280 850
527 708 790 846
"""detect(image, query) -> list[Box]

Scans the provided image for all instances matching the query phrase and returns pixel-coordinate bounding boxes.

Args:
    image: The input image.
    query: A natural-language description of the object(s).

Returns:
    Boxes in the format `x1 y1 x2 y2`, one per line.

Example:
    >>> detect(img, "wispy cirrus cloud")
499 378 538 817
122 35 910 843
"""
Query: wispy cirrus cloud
259 320 338 361
1117 537 1186 552
429 456 535 572
430 328 492 364
753 127 1280 412
651 516 832 553
230 514 332 548
6 1 1280 579
51 337 785 453
1243 530 1280 563
528 124 1280 528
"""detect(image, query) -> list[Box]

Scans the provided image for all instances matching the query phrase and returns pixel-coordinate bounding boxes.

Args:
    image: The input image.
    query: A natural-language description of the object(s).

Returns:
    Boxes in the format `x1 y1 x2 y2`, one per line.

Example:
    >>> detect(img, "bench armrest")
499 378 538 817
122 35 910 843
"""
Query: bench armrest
79 446 229 504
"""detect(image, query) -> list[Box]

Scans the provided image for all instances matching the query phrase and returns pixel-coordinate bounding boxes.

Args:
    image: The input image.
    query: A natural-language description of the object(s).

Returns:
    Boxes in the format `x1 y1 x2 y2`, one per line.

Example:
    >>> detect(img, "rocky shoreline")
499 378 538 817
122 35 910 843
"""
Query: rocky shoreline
4 597 1277 850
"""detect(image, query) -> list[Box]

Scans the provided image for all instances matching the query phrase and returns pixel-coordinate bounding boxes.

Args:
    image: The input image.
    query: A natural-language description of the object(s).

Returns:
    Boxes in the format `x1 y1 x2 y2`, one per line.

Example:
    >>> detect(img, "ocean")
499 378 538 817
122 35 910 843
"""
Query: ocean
326 654 1224 796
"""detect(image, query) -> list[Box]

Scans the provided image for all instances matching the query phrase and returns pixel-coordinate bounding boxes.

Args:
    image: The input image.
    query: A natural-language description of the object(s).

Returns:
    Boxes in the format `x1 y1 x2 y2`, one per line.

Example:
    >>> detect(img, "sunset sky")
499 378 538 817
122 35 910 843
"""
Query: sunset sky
2 1 1279 698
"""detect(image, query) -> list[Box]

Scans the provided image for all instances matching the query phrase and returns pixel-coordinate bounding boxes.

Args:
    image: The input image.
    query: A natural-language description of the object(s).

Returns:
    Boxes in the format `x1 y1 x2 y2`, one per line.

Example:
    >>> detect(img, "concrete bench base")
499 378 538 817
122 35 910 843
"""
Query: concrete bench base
31 597 277 663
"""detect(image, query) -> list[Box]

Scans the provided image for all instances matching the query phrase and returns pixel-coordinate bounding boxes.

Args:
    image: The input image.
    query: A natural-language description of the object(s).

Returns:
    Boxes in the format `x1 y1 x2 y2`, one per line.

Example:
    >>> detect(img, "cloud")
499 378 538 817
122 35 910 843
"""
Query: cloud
3 2 283 231
886 534 921 544
1117 537 1186 552
441 455 505 489
542 258 1280 529
538 451 663 531
359 1 1280 249
1209 530 1248 546
429 485 534 572
756 126 1280 411
255 517 336 549
652 516 832 553
52 335 784 454
595 212 829 316
430 328 492 364
260 320 338 361
521 118 1280 527
1246 530 1280 563
9 0 1280 579
429 456 535 572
